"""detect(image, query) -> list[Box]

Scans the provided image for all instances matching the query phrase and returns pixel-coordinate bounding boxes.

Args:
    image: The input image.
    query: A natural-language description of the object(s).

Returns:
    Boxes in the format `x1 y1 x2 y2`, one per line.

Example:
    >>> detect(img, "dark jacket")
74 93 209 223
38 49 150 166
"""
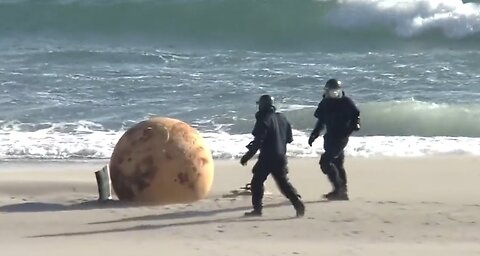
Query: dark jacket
311 94 360 139
246 108 293 160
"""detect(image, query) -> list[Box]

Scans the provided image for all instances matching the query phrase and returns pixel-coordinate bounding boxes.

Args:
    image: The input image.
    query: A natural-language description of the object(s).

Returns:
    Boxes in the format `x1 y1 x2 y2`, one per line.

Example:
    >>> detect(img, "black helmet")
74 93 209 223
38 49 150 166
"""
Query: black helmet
324 78 343 99
256 94 274 111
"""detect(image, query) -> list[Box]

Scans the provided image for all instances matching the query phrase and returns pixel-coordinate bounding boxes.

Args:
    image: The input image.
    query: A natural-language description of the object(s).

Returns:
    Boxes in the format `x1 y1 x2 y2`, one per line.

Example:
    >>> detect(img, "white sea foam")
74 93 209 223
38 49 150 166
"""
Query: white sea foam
329 0 480 38
1 124 479 160
204 130 480 158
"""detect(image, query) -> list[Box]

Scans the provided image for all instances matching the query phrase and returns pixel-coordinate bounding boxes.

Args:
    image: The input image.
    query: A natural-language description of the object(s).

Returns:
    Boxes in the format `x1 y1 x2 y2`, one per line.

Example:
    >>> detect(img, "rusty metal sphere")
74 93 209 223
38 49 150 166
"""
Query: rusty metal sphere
109 117 214 204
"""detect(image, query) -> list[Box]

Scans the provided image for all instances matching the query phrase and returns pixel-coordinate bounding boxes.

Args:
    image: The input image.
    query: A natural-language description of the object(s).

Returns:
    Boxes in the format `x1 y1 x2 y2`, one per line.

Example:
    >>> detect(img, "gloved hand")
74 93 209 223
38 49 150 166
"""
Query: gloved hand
240 151 254 166
308 134 316 147
240 154 249 166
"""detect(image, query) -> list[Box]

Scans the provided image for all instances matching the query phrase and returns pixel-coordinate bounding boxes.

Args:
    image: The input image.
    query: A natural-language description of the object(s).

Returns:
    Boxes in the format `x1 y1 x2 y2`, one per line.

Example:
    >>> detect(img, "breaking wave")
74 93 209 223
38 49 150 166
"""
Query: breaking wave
1 0 479 50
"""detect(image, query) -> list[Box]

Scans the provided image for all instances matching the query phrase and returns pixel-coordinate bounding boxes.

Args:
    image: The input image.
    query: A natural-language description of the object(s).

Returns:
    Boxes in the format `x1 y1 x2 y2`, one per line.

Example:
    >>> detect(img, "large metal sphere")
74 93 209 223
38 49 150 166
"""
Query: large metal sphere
109 117 214 204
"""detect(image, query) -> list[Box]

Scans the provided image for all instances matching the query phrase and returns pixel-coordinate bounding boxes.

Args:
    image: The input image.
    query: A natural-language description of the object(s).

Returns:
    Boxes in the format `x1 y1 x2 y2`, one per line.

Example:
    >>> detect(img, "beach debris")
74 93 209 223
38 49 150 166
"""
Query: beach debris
221 183 272 198
95 165 113 202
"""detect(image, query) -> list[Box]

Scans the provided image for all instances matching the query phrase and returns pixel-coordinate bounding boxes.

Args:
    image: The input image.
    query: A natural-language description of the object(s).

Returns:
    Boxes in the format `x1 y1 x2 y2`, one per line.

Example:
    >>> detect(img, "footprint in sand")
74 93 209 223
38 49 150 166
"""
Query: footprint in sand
377 200 399 205
216 224 225 233
262 232 272 237
420 201 442 205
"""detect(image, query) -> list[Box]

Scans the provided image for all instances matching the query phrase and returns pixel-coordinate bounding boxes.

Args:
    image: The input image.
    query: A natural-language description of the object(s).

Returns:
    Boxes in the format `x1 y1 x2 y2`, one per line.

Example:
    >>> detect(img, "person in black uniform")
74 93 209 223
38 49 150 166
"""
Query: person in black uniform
240 94 305 217
308 79 360 201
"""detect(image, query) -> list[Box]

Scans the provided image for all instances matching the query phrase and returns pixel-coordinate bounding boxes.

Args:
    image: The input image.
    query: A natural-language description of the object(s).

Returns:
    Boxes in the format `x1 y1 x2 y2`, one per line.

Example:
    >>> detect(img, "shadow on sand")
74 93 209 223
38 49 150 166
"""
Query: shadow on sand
26 199 327 238
0 199 143 213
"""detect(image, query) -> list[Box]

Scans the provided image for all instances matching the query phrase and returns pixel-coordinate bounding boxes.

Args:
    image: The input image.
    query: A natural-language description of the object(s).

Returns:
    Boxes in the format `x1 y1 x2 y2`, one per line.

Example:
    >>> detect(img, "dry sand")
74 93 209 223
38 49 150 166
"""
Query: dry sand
1 156 479 256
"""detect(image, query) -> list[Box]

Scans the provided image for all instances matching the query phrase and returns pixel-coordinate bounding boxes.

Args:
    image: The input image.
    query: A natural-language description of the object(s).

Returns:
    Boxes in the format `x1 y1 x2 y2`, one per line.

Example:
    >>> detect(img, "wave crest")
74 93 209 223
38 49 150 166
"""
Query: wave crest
1 0 479 49
280 100 480 137
329 0 480 39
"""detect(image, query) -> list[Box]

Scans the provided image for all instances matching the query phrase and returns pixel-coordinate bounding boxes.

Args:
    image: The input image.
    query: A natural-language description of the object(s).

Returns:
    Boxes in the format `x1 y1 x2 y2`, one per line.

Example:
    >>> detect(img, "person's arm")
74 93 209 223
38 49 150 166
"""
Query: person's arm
308 102 325 146
311 120 324 138
287 121 293 144
346 97 361 132
241 114 268 165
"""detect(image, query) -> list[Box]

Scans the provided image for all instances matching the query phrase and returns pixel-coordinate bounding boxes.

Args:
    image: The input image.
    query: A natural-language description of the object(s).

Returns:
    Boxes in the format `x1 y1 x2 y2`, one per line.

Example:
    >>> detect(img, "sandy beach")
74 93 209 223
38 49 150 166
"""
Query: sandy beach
1 156 480 256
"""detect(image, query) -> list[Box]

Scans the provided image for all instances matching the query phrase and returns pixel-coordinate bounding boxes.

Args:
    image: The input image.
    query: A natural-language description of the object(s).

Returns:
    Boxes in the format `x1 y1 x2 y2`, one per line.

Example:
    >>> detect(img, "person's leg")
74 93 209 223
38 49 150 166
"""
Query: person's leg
320 136 349 200
271 159 305 217
246 160 270 216
333 150 347 189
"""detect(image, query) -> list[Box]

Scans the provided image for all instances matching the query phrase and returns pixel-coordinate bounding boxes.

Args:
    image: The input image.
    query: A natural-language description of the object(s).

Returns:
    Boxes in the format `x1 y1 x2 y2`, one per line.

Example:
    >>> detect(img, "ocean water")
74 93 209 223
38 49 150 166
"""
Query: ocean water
1 0 480 161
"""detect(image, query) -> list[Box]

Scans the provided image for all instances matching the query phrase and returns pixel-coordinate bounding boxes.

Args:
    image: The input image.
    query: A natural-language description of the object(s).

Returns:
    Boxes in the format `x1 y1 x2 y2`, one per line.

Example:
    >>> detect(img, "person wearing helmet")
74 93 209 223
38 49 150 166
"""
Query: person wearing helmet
308 79 360 201
240 94 305 217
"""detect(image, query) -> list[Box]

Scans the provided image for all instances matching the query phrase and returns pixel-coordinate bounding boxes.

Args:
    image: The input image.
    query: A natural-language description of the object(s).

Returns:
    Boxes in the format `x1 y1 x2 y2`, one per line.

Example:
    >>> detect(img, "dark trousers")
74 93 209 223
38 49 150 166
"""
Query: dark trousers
320 136 349 191
250 157 301 211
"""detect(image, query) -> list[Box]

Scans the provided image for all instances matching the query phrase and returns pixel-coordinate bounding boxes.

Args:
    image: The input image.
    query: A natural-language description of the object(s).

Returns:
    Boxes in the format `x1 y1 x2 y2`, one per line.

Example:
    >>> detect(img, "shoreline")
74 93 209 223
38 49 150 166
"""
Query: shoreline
0 153 478 164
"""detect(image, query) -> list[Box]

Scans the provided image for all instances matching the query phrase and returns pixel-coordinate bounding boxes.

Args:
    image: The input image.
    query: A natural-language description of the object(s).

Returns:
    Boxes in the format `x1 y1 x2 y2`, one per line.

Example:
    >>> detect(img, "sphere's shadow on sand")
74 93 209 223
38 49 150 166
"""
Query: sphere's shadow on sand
0 200 142 213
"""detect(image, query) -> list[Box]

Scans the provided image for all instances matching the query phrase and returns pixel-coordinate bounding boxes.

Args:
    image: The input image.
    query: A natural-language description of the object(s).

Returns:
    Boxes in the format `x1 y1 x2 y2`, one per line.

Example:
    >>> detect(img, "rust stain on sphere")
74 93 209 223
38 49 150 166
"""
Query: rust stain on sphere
109 117 214 204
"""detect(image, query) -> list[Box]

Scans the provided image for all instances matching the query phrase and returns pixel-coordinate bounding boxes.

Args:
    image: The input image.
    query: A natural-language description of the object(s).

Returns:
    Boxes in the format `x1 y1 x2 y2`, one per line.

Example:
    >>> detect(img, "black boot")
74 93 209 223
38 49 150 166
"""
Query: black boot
323 185 348 198
291 195 305 217
294 201 305 217
323 165 348 200
244 209 262 217
323 189 336 198
324 187 349 201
